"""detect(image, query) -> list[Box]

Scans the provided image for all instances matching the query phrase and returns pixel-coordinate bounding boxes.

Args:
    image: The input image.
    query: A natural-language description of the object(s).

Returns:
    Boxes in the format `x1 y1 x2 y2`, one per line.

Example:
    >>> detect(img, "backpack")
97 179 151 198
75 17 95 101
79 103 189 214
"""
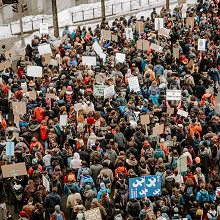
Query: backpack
145 208 156 220
200 192 209 204
187 155 192 165
165 177 175 194
185 186 194 198
51 213 64 220
114 133 126 149
114 213 123 220
170 156 178 170
119 105 126 116
76 211 85 220
209 212 217 220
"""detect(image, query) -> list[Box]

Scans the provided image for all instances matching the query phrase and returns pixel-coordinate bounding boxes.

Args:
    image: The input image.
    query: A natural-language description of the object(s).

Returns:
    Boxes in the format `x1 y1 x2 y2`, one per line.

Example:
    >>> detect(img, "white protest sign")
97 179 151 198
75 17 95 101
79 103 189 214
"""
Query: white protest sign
186 0 197 4
128 77 140 92
93 41 103 56
59 114 68 126
104 85 115 99
150 43 163 53
21 82 27 92
82 56 97 66
182 3 187 18
177 109 188 117
177 155 187 173
42 175 50 192
159 27 170 38
115 53 125 64
125 28 133 40
74 103 83 112
93 85 106 97
166 90 182 101
198 39 206 51
155 18 164 31
49 59 58 66
6 142 14 156
40 23 49 34
27 66 43 78
38 44 52 55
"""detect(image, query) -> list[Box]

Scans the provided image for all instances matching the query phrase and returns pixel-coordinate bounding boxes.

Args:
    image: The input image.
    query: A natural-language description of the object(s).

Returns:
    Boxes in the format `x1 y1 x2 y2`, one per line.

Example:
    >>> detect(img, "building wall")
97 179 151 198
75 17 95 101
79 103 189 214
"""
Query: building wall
0 0 98 24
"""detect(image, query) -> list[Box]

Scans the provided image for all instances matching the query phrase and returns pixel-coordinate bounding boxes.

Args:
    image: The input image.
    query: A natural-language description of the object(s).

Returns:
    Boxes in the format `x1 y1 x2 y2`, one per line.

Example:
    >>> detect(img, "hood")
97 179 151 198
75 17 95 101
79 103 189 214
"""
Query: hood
73 152 80 160
165 175 175 182
29 124 40 131
100 182 106 190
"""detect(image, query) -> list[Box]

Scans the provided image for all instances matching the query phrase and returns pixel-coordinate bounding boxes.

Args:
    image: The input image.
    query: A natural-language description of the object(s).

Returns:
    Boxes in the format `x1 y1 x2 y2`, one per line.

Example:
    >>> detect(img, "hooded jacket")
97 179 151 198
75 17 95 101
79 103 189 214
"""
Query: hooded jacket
154 145 165 159
70 153 82 170
97 183 111 201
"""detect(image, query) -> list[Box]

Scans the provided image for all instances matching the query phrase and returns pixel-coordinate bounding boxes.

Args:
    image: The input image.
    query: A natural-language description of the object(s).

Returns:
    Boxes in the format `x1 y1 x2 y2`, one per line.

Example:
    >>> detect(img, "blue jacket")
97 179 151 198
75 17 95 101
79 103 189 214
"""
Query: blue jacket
153 64 164 76
196 190 209 205
208 68 220 82
97 184 111 201
64 182 80 195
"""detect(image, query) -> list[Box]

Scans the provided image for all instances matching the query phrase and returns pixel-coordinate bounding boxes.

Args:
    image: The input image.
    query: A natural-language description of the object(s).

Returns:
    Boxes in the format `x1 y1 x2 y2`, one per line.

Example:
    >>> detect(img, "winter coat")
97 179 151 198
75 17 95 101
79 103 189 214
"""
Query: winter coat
97 183 111 201
154 146 165 159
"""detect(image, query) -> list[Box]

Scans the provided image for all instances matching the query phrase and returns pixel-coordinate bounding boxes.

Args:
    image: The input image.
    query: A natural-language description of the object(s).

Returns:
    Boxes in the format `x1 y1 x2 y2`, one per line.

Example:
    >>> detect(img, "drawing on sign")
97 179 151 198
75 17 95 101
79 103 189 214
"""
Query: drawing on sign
198 39 206 51
129 176 161 199
125 28 133 40
93 85 106 97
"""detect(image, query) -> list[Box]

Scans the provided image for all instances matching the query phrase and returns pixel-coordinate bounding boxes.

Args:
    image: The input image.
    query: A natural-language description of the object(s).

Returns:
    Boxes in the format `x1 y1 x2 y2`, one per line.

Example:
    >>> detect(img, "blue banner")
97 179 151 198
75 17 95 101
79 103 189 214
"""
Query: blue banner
129 175 161 199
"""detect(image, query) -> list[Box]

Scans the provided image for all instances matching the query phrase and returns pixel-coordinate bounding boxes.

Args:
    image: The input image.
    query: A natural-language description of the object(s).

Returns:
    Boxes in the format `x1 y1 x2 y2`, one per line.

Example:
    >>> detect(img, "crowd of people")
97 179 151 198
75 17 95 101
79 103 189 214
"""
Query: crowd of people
0 0 220 219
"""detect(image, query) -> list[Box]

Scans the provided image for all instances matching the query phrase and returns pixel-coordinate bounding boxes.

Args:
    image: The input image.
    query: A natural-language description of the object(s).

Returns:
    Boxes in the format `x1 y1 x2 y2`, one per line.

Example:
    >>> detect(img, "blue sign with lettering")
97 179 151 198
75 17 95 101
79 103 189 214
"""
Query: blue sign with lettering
6 142 14 156
129 175 161 199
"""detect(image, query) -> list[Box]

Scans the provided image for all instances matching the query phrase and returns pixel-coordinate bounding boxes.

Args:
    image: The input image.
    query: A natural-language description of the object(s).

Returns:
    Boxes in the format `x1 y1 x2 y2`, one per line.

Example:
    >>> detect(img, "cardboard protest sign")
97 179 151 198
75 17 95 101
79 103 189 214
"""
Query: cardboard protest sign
59 115 68 126
129 175 161 199
159 27 170 38
143 40 150 51
74 103 83 112
173 47 179 59
84 208 102 220
136 39 143 50
27 66 43 78
186 17 194 27
82 56 97 66
0 161 5 168
167 108 174 115
198 39 206 51
164 140 174 147
136 21 144 32
0 60 11 71
42 54 51 66
40 23 49 34
38 44 52 55
93 85 105 97
128 76 140 92
1 162 27 178
101 30 112 40
46 93 56 99
115 53 125 64
178 0 186 4
111 34 118 42
153 124 164 135
12 102 26 115
29 91 37 100
42 175 50 192
166 90 182 101
155 18 164 31
177 109 188 117
5 50 15 60
150 43 163 53
13 113 20 126
177 156 187 173
104 85 115 99
140 114 150 125
125 28 133 40
6 142 14 156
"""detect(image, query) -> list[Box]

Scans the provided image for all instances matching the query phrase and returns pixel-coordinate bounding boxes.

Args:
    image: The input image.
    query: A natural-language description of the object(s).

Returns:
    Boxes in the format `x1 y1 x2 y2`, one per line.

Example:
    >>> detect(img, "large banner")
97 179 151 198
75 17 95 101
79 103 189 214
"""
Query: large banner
129 175 161 199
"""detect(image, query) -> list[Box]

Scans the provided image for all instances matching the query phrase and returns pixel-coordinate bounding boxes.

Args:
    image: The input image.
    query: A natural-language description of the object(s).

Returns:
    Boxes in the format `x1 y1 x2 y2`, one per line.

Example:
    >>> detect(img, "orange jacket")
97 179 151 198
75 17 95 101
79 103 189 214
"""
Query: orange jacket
34 107 45 123
200 93 216 108
30 141 44 154
40 125 48 141
188 124 202 138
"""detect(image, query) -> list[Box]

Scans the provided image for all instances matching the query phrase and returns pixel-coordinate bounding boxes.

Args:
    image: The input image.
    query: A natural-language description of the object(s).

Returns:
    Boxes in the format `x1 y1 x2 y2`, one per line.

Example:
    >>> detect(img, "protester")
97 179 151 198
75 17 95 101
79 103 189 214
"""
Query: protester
0 0 220 219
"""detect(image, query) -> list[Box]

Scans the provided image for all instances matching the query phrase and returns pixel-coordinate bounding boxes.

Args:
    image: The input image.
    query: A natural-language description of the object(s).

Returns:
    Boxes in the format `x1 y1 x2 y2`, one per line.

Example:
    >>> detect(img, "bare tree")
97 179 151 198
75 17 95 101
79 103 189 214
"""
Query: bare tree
101 0 105 18
52 0 59 38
